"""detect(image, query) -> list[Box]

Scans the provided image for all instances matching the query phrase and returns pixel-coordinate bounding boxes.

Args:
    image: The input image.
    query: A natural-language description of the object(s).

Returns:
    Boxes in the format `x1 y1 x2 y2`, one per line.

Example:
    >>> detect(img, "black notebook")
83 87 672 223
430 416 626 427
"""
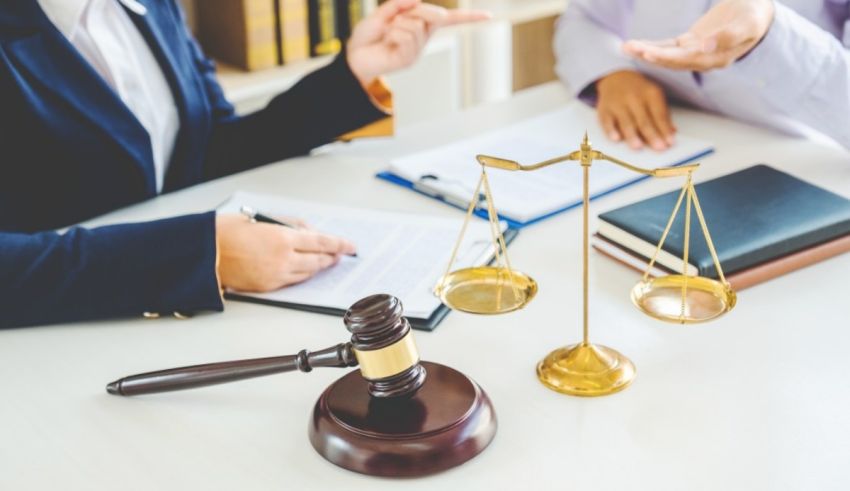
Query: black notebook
597 165 850 277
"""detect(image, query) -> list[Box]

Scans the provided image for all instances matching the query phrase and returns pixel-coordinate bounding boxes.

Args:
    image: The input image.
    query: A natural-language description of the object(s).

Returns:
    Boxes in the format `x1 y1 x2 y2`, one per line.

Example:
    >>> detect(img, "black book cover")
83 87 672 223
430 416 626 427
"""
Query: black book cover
598 165 850 277
335 0 364 40
308 0 341 56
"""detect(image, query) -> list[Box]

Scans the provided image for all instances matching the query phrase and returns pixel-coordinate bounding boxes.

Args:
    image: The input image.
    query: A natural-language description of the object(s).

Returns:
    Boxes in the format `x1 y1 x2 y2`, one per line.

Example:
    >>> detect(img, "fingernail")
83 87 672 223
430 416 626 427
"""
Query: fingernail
609 131 621 141
666 135 675 145
629 139 643 149
651 140 665 151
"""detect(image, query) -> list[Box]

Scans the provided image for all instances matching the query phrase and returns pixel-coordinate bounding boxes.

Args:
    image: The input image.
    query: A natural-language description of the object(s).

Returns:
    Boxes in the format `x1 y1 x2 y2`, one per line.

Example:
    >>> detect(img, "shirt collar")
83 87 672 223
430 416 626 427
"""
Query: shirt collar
37 0 147 39
37 0 89 38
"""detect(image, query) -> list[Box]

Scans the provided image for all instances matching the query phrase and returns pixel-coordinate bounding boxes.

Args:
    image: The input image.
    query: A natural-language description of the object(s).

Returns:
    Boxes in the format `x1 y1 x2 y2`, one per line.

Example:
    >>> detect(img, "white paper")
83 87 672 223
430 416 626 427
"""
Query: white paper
218 192 504 318
389 102 713 223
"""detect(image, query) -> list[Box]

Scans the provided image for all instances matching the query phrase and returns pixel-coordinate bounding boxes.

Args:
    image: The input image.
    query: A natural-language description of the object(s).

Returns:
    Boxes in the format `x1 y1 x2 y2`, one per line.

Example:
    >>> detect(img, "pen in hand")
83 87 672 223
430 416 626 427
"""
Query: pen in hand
240 205 358 258
240 205 301 229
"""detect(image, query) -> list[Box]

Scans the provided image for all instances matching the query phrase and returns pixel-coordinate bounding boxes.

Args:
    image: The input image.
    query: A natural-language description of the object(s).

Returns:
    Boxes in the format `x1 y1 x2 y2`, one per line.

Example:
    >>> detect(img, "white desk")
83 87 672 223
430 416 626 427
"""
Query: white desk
2 83 849 491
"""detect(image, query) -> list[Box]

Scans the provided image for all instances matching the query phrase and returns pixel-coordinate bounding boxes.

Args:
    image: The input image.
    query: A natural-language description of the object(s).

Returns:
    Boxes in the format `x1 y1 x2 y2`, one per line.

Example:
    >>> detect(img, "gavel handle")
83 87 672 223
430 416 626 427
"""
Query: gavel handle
106 343 357 396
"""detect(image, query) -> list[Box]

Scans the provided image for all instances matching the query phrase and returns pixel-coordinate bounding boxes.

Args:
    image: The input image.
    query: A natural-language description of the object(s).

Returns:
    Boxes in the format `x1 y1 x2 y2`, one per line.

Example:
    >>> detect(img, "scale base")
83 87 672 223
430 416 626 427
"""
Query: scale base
536 343 636 397
308 361 497 478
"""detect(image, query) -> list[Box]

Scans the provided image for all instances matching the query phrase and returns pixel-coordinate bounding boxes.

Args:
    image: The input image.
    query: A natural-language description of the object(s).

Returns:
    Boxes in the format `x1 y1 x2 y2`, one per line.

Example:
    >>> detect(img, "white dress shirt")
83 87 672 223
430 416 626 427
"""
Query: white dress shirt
38 0 179 192
555 0 850 149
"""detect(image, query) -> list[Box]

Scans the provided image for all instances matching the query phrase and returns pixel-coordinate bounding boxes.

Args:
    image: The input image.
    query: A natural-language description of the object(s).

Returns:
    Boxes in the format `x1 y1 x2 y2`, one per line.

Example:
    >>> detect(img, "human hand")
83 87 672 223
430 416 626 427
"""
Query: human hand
622 0 774 71
215 214 356 292
346 0 491 86
595 70 675 151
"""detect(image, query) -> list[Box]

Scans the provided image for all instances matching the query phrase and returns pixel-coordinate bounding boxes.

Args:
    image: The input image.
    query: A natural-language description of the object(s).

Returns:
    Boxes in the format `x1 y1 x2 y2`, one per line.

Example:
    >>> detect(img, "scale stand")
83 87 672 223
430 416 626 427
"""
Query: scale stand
436 133 736 396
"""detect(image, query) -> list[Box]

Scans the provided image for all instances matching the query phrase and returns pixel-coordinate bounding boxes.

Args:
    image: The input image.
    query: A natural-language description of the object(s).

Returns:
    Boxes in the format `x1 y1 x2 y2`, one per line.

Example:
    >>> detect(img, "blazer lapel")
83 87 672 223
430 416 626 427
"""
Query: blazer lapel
5 11 157 193
125 1 209 189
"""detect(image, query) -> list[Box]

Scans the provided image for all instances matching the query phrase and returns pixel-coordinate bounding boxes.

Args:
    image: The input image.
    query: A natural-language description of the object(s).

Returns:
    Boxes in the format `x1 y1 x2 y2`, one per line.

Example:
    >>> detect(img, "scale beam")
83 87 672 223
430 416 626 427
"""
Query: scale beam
478 146 700 178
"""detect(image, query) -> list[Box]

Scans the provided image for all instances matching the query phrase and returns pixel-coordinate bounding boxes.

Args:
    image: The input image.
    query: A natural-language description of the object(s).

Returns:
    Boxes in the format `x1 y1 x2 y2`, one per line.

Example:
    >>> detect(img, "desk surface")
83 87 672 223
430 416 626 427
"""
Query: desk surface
2 83 849 491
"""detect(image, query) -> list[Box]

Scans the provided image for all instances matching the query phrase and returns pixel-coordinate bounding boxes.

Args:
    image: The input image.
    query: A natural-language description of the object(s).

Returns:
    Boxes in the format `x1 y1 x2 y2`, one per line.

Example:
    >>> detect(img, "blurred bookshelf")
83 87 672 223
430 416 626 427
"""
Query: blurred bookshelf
180 0 567 122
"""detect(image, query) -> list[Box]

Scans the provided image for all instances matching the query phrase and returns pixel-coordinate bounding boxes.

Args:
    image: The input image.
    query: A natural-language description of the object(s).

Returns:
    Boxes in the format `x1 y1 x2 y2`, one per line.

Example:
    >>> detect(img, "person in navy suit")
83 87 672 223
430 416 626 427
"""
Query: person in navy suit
0 0 488 328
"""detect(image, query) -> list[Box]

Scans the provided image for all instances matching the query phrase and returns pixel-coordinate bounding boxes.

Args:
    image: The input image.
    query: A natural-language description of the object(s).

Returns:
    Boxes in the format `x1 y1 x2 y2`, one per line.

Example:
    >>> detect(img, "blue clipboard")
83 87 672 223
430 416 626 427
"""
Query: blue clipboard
376 147 714 229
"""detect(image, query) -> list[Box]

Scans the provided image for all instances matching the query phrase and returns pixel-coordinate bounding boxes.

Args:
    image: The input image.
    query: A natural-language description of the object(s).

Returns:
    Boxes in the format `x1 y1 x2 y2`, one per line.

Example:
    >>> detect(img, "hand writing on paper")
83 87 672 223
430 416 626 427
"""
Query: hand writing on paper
346 0 491 87
622 0 775 71
215 214 356 292
595 70 675 151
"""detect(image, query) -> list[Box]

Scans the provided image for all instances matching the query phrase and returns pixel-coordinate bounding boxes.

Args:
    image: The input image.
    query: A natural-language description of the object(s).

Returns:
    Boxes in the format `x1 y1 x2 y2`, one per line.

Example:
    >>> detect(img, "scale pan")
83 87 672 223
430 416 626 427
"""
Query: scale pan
631 275 736 324
435 267 537 315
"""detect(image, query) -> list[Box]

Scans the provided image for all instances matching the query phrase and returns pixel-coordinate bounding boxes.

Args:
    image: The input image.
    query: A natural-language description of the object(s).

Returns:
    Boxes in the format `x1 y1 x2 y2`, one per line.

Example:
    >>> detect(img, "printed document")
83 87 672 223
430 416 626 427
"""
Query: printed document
218 192 504 318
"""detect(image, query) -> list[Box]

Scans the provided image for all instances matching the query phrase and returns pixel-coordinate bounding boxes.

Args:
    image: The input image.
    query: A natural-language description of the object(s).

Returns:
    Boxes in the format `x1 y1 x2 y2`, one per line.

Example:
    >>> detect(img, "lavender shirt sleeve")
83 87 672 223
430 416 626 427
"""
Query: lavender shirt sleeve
731 2 850 148
553 0 636 102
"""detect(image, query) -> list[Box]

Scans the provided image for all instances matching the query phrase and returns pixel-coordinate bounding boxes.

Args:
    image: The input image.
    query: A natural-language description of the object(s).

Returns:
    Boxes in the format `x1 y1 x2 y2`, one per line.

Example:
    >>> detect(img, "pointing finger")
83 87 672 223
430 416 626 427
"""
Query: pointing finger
374 0 420 22
440 9 492 26
404 4 490 27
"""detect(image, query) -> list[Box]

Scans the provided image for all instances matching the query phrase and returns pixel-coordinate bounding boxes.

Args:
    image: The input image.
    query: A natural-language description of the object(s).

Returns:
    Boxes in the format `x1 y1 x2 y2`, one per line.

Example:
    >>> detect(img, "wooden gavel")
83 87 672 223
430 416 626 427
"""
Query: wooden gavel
106 294 428 398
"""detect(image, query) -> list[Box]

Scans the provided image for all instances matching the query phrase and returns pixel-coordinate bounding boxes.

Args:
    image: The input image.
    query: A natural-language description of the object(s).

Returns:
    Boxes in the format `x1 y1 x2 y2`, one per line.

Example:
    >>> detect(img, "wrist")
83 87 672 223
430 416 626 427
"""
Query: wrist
597 70 640 91
345 44 378 89
740 0 775 59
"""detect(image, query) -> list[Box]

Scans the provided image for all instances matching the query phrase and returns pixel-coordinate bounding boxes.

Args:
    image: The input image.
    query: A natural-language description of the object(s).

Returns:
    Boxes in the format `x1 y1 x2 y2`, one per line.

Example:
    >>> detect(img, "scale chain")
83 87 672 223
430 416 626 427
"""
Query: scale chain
481 170 521 303
438 171 485 291
681 173 694 323
689 182 729 285
643 182 689 282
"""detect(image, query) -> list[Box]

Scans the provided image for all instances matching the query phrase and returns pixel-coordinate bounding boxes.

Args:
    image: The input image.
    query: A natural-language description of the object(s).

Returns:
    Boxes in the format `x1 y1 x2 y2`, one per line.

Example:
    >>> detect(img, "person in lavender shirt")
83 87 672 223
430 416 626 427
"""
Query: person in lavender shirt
554 0 850 151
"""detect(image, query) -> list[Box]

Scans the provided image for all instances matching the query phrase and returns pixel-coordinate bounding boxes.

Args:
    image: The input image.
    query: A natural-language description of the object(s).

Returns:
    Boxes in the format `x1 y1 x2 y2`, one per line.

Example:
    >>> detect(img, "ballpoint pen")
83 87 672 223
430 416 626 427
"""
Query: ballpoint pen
240 205 301 228
239 205 358 257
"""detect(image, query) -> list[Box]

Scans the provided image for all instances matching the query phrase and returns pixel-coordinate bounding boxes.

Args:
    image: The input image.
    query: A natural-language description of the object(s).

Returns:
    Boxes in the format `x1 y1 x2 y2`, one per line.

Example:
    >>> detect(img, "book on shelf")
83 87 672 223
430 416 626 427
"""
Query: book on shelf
308 0 342 56
198 0 279 71
276 0 311 64
336 0 366 40
595 164 850 289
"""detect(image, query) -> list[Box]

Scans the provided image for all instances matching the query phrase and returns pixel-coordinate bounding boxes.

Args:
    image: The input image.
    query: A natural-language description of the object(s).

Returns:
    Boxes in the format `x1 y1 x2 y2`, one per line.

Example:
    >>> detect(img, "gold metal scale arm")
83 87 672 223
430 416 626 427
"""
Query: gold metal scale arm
477 133 700 178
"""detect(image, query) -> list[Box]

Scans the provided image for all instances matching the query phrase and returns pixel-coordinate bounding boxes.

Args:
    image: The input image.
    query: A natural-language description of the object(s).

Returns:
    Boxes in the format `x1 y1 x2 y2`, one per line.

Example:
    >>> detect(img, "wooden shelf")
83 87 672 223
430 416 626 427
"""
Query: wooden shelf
467 0 566 24
216 55 334 105
211 0 569 113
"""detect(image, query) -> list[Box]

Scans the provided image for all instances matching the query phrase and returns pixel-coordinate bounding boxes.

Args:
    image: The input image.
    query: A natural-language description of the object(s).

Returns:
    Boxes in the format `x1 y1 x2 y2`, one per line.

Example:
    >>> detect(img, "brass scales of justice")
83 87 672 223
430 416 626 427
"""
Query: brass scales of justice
434 133 737 396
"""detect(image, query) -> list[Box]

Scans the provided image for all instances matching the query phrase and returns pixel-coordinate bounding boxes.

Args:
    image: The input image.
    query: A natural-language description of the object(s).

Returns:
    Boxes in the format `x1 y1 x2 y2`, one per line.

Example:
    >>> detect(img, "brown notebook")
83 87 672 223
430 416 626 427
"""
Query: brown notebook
592 233 850 291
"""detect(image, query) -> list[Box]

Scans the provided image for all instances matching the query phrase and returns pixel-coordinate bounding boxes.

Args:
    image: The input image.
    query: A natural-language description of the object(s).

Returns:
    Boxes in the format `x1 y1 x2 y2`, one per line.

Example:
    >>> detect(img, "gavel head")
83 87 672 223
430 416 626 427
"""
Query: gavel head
343 294 427 398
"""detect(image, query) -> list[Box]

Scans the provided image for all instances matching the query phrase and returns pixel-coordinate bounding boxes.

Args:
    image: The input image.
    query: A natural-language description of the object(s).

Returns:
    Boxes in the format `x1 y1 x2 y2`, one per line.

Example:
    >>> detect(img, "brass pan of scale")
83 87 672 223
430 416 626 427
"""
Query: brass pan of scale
631 275 736 324
435 266 537 315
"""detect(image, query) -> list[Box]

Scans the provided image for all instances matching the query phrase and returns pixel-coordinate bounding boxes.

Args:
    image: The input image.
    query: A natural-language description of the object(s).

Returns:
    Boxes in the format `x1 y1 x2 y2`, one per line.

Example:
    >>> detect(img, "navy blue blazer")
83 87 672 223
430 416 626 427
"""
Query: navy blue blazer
0 0 387 328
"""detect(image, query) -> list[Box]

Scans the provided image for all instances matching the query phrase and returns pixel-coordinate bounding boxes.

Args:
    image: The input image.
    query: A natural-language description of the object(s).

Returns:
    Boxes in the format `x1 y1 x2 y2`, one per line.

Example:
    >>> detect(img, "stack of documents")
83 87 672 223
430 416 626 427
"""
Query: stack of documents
379 102 714 227
218 192 515 330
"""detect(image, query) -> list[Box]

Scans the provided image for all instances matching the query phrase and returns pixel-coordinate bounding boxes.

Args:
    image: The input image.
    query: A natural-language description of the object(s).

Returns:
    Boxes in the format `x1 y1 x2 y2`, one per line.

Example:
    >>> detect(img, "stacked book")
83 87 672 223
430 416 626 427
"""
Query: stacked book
197 0 372 71
593 165 850 290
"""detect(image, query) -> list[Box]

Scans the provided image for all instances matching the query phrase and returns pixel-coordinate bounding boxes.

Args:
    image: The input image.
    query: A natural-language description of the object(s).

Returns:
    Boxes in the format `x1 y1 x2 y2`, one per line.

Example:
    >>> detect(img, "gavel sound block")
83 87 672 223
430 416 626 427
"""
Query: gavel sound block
106 294 497 478
310 294 497 477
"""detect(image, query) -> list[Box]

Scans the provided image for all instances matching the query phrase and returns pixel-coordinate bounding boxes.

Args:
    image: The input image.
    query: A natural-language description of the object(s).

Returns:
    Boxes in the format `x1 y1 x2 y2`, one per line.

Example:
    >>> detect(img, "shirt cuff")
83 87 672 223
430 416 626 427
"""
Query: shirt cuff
338 77 395 141
554 8 637 104
213 214 225 303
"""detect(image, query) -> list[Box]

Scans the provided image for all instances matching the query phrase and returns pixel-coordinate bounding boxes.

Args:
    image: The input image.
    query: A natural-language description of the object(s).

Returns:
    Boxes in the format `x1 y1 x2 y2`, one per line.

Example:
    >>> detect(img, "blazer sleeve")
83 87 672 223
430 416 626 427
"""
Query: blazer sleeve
170 3 390 180
0 212 223 329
